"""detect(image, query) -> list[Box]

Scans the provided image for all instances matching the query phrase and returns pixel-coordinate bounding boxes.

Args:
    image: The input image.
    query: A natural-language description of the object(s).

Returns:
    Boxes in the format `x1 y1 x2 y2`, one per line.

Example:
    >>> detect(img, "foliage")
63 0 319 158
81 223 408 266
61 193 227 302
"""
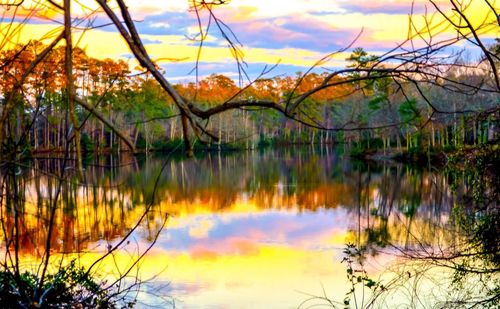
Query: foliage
81 132 95 153
448 143 500 265
0 261 131 308
0 39 497 156
398 99 420 124
341 243 384 308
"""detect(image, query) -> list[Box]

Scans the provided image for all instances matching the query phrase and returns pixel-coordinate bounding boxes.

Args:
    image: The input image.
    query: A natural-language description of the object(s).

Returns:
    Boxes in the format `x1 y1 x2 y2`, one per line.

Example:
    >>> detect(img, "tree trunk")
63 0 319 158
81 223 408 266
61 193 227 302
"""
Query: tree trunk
181 112 193 157
64 0 83 172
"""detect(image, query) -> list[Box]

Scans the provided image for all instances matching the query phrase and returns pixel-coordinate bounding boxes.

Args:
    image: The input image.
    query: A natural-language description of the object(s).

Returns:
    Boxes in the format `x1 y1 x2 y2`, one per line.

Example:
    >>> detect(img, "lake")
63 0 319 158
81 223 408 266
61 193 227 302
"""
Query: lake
2 147 465 308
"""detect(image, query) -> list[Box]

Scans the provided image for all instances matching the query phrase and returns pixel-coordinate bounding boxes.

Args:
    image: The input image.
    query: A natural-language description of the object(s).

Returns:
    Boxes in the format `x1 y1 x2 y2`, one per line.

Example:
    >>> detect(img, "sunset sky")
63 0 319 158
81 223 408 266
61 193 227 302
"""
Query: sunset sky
2 0 498 81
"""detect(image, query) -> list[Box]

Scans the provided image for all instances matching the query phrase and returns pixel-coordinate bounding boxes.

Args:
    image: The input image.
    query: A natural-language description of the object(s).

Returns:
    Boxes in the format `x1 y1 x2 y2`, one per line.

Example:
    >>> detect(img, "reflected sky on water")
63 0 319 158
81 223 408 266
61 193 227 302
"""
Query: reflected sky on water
5 147 458 308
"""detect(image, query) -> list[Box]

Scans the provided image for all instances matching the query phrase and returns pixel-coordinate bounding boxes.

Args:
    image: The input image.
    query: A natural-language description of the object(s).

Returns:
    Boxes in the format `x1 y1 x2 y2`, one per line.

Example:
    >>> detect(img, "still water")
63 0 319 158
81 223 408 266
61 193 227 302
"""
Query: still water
9 147 456 308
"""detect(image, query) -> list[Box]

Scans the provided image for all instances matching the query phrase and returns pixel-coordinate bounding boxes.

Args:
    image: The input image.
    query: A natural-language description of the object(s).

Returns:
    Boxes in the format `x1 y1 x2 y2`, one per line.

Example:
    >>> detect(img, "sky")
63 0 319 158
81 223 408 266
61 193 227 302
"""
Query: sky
1 0 498 82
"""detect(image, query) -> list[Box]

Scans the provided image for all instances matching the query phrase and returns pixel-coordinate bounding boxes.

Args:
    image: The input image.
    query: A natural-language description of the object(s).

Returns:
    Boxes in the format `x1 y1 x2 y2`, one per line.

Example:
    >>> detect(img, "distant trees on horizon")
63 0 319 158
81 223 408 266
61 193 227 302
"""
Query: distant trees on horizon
0 40 497 155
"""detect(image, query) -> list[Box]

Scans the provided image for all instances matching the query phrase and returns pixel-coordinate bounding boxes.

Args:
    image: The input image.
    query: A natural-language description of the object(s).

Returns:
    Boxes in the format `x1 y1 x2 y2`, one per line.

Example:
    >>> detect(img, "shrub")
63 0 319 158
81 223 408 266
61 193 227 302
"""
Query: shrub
0 261 132 308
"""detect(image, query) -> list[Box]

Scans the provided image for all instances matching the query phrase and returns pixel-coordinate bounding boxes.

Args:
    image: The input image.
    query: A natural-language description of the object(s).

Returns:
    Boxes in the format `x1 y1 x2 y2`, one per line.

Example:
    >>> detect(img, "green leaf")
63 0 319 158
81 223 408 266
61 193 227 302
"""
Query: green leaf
365 279 377 288
368 95 386 110
398 99 420 123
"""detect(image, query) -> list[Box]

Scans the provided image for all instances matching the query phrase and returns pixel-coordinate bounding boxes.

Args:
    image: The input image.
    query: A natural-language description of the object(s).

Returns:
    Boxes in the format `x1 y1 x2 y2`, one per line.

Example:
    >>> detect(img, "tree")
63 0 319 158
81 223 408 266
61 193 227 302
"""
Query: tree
1 0 500 158
0 1 499 306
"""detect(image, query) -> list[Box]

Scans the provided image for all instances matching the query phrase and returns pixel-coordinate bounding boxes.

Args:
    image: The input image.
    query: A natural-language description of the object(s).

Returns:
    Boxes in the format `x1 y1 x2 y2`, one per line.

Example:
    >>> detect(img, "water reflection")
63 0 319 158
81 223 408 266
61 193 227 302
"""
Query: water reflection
1 148 461 307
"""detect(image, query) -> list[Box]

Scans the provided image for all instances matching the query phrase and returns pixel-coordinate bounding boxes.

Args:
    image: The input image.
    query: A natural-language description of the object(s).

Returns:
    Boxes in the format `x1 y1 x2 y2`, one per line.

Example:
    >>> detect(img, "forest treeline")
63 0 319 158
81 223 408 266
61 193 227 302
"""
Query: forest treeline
1 42 498 155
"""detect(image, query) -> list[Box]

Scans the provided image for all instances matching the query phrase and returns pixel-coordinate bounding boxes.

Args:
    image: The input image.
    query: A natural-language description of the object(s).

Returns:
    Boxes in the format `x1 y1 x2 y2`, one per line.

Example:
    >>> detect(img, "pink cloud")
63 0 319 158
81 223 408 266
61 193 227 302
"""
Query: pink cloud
190 236 261 259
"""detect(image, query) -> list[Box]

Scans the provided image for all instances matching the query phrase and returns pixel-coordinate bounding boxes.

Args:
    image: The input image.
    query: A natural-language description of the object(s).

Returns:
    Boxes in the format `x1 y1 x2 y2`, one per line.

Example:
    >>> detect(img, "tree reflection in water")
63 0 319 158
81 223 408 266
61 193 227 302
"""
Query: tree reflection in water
326 150 500 308
0 147 498 307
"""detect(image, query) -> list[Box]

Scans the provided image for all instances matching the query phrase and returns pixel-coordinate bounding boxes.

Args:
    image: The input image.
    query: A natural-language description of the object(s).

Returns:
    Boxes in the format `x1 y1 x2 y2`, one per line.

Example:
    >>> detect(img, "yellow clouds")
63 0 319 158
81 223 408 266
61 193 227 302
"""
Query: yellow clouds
337 1 497 41
316 13 411 44
0 21 61 52
145 39 350 67
226 0 343 18
0 20 347 68
0 21 129 62
0 0 98 21
3 0 498 76
124 0 189 15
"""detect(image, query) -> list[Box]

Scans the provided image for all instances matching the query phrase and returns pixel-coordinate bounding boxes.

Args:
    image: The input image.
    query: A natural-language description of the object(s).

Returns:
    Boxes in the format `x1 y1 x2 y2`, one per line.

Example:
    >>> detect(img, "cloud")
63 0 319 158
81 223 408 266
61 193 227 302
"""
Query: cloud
215 14 361 52
159 62 315 83
337 0 420 15
126 1 189 16
126 5 365 53
160 209 351 258
141 38 163 45
188 218 215 239
7 0 495 82
133 12 193 36
225 0 344 18
335 0 453 15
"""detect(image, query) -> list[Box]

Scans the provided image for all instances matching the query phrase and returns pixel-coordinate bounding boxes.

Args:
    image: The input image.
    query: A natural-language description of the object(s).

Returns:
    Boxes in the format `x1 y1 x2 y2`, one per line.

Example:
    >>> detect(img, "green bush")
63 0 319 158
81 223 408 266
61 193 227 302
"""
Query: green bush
0 261 132 308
